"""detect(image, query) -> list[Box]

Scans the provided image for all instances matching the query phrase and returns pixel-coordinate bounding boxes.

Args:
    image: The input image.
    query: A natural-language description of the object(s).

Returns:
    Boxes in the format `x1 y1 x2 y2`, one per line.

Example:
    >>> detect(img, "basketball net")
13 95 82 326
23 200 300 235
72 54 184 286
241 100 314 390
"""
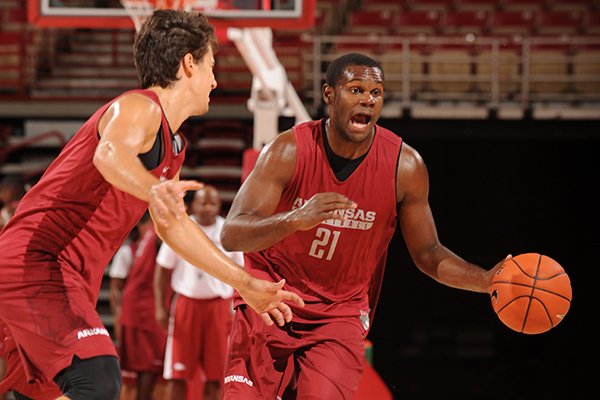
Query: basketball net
120 0 216 32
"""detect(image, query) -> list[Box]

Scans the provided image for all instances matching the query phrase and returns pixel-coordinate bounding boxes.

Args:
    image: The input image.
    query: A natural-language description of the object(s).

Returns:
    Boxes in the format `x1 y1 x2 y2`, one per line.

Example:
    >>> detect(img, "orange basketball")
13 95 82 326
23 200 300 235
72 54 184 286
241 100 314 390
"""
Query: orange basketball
490 253 572 334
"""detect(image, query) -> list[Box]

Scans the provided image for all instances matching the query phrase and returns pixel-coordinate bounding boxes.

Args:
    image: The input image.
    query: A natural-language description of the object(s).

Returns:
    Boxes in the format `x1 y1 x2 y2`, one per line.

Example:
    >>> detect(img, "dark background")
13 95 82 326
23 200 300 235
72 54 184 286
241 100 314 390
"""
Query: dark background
359 118 598 399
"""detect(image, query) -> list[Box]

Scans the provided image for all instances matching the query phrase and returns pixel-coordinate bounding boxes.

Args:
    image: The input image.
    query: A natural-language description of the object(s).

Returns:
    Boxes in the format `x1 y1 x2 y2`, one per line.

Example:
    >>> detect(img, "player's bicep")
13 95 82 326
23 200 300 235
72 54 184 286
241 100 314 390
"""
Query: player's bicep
97 94 162 157
229 132 295 218
396 144 442 266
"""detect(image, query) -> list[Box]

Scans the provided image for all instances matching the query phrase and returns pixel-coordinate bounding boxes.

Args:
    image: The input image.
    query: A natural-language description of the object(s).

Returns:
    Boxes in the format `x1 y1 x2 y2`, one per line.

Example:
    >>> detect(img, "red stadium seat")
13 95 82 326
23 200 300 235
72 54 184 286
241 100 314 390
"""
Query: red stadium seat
584 11 600 34
404 0 454 12
490 11 536 35
547 0 592 12
442 10 490 35
454 0 497 12
347 9 396 34
536 11 583 35
395 11 442 35
361 0 402 12
500 0 547 12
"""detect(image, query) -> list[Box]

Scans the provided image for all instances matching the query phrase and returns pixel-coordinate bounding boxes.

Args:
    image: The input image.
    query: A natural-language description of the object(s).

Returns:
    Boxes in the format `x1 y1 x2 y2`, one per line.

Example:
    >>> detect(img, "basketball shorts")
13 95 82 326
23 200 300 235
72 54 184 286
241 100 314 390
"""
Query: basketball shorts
222 305 366 400
119 324 166 374
163 294 233 382
0 327 63 399
0 279 118 386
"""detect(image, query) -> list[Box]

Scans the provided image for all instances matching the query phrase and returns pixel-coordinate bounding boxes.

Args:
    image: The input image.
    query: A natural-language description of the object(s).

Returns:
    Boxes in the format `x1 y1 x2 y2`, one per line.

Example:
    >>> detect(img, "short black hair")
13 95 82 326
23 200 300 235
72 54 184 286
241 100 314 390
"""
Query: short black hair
325 53 384 88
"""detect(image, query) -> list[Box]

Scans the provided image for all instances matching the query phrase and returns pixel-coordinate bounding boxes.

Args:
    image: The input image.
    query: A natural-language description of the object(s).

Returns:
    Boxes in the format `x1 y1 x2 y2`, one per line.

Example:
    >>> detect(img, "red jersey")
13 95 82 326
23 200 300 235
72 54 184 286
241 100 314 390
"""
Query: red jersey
241 119 402 326
0 89 184 302
120 227 162 330
0 89 185 386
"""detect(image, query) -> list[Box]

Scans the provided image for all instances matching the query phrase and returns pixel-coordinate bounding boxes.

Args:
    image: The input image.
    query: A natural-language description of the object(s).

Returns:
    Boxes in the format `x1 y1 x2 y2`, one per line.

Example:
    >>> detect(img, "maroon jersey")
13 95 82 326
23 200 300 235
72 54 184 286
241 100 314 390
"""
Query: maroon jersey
0 89 185 386
120 227 162 330
241 119 402 326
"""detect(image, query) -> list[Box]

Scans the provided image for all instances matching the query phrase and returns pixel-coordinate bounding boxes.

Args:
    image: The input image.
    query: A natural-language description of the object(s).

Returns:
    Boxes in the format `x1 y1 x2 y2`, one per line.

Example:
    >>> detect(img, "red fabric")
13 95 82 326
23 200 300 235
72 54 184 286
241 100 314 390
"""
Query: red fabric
0 89 186 386
164 296 232 382
241 148 260 183
119 325 166 374
239 119 402 326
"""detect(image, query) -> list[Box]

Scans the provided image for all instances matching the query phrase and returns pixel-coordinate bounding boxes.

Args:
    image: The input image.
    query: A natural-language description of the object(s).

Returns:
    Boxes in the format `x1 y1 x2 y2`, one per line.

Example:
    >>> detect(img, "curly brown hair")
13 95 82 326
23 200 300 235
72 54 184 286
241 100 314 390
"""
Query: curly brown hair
133 9 218 89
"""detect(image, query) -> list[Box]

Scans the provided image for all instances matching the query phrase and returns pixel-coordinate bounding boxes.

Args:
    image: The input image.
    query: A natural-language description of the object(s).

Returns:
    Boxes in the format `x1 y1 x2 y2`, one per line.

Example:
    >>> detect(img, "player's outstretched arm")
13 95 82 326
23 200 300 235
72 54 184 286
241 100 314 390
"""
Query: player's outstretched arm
397 143 500 293
150 204 304 325
221 131 356 252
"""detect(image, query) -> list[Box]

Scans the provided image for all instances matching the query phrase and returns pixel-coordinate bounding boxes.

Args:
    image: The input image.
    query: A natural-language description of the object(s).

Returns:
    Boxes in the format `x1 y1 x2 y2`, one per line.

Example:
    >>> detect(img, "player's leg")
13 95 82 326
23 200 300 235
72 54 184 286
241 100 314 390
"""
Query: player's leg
222 305 291 400
163 294 199 400
286 320 365 400
53 355 121 400
136 372 157 400
199 297 233 400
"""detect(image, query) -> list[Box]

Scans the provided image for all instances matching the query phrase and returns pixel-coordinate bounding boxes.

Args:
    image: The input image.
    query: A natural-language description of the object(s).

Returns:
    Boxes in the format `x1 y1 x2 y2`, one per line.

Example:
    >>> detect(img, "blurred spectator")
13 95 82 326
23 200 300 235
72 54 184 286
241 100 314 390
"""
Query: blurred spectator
0 175 26 400
155 185 243 400
110 211 166 400
0 175 25 231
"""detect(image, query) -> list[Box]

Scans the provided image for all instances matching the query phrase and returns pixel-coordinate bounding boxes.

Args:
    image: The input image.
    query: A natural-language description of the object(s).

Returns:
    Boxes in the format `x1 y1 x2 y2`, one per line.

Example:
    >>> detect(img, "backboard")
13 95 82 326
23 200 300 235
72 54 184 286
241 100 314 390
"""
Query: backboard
27 0 315 30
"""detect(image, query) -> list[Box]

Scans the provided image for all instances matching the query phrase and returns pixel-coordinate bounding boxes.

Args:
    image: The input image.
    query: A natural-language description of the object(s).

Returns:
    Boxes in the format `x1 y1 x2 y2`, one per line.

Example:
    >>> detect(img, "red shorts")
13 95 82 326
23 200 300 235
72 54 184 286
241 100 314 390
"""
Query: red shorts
119 324 166 374
163 294 232 382
222 306 366 400
0 280 118 386
0 327 62 399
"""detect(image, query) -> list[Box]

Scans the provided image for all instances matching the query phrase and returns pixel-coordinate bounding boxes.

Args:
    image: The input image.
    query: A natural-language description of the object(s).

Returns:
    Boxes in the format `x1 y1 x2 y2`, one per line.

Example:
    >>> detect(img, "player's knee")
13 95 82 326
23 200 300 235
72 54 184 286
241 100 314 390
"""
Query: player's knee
54 355 122 400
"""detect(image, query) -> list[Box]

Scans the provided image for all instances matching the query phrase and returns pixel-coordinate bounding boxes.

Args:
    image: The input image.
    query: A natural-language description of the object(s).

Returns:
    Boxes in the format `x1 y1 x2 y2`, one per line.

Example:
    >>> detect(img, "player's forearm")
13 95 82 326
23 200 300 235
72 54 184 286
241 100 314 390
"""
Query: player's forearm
416 246 490 293
154 216 252 290
153 265 170 310
93 140 158 202
221 212 301 253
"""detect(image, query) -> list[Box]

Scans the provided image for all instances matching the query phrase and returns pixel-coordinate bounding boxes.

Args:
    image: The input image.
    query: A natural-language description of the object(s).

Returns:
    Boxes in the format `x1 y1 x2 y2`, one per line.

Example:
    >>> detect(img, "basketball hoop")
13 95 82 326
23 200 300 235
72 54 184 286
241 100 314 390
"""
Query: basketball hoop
120 0 215 32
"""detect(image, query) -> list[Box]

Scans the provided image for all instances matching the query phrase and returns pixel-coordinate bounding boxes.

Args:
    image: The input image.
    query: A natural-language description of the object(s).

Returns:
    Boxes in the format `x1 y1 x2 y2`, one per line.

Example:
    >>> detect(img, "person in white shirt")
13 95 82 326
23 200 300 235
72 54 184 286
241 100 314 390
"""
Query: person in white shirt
154 185 243 400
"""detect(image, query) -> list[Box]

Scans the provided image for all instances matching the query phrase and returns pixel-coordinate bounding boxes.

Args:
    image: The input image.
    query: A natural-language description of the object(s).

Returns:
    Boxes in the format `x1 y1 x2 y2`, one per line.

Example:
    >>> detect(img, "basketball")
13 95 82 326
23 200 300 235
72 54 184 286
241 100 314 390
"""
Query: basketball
489 253 572 334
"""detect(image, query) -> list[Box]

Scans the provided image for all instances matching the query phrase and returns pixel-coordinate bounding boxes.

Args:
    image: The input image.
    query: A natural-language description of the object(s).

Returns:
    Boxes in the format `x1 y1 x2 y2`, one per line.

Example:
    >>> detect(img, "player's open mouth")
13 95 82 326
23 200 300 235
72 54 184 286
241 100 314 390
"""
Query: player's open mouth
351 113 372 130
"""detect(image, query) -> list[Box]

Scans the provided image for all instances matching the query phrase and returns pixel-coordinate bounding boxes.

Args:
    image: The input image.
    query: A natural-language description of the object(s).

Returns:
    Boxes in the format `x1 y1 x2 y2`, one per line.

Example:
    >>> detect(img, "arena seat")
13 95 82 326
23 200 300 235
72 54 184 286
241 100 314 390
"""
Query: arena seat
404 0 454 12
346 9 395 34
536 11 584 35
528 43 571 97
489 10 536 35
380 42 428 95
395 11 442 35
571 44 600 94
442 10 490 35
500 0 547 12
361 0 402 12
475 43 521 98
454 0 497 12
548 0 592 12
427 44 477 94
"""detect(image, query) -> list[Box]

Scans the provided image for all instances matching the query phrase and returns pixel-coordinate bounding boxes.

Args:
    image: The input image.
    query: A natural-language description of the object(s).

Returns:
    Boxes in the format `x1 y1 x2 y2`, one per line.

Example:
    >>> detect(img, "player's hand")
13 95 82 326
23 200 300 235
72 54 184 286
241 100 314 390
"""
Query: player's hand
290 192 357 231
486 254 512 290
149 179 203 226
155 306 169 330
238 278 304 326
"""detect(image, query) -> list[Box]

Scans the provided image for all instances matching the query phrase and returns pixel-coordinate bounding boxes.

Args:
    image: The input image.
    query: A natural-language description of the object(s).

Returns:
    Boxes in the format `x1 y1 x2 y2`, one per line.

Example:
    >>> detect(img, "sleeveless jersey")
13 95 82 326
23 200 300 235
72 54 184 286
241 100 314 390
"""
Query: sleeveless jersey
0 89 185 304
243 119 402 326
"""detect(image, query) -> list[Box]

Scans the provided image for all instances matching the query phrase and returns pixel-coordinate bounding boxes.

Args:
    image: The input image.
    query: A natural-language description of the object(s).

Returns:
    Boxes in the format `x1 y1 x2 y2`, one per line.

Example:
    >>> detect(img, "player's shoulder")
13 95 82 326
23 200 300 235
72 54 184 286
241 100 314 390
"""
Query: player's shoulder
398 142 426 177
263 128 297 159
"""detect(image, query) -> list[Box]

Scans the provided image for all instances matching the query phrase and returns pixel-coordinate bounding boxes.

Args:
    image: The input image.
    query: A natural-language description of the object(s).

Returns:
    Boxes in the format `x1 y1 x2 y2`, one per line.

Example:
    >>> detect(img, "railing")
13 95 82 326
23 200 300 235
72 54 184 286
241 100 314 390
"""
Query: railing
0 130 67 180
303 34 600 116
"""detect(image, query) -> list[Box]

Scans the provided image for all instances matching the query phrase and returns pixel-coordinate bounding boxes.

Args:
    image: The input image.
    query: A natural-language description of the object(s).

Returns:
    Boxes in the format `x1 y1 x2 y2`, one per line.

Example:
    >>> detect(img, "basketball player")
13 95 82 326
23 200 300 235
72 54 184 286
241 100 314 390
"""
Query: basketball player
220 53 508 399
109 211 166 400
155 185 241 400
0 10 303 400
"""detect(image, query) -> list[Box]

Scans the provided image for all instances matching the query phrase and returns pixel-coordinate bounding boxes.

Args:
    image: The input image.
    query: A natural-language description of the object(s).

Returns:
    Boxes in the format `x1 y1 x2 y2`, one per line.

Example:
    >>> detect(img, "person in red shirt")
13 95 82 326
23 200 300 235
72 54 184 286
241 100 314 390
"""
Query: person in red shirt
0 10 302 400
110 211 166 400
220 53 508 399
